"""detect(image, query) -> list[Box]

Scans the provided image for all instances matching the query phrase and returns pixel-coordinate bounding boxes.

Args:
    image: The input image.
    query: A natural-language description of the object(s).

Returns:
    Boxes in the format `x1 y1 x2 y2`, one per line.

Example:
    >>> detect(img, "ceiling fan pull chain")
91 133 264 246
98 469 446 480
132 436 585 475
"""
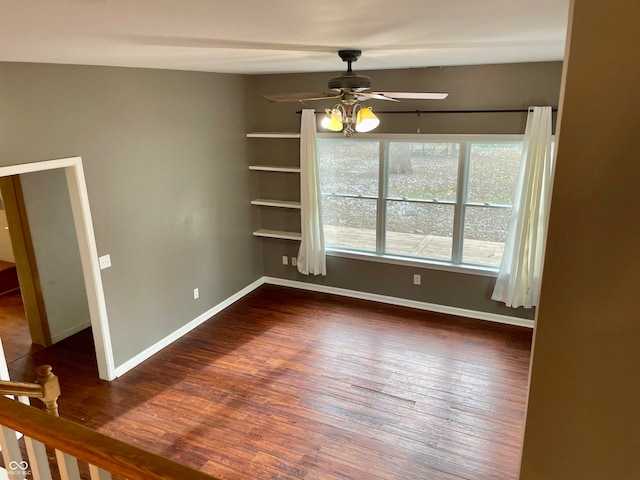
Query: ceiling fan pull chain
417 111 421 133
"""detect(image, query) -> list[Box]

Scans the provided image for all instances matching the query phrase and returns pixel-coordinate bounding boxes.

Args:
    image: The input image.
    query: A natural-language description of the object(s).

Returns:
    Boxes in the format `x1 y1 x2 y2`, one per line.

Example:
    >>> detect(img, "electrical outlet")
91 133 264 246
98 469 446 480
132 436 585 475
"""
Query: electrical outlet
291 257 297 266
413 274 421 285
282 255 288 265
193 288 199 299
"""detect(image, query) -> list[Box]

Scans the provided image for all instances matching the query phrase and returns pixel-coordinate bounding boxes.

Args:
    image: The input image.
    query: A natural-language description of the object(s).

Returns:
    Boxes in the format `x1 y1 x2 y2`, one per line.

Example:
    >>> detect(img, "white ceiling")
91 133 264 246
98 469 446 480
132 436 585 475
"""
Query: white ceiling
0 0 570 75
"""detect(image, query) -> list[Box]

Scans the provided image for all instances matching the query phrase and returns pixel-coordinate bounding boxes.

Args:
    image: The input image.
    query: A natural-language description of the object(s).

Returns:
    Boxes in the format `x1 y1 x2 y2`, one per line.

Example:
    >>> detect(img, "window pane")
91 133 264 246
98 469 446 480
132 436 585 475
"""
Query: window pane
388 142 459 202
467 143 522 204
318 139 379 196
463 206 512 267
385 201 454 261
322 196 377 252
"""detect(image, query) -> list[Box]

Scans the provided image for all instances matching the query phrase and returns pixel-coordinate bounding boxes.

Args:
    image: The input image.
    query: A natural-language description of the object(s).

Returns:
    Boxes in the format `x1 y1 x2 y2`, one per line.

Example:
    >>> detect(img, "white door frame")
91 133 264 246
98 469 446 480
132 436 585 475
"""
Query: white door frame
0 157 114 380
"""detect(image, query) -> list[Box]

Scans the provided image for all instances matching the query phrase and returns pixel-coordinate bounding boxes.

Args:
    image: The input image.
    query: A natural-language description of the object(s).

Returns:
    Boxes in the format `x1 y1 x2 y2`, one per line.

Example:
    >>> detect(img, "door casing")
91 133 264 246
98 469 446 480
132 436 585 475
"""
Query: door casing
0 157 114 380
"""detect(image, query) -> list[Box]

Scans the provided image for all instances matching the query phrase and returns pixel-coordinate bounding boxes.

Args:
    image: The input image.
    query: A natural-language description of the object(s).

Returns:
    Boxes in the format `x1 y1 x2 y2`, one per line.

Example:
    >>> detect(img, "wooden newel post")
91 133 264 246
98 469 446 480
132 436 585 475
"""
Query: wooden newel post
36 365 61 416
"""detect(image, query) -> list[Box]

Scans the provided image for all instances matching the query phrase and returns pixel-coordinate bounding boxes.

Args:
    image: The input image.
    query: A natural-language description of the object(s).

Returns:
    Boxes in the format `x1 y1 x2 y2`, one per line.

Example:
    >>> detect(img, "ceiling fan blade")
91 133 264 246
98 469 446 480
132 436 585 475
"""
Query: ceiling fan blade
373 91 449 100
262 92 342 102
354 92 400 102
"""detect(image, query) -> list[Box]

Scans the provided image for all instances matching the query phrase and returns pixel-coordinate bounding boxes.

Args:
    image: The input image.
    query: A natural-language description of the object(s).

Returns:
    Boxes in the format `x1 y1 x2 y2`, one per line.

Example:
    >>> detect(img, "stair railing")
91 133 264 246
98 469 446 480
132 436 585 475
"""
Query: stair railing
0 366 219 480
0 364 61 416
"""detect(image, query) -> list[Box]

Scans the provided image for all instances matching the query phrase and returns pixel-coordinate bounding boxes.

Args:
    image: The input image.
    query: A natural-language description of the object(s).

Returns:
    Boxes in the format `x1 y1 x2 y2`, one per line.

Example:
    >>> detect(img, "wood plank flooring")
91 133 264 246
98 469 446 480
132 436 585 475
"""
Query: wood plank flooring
0 290 43 363
8 285 532 480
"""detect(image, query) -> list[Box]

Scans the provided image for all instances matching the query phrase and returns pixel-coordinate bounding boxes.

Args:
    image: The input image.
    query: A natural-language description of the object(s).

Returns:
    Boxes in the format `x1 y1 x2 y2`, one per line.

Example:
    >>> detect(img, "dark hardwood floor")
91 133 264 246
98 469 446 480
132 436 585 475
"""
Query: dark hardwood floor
0 289 43 363
8 285 533 480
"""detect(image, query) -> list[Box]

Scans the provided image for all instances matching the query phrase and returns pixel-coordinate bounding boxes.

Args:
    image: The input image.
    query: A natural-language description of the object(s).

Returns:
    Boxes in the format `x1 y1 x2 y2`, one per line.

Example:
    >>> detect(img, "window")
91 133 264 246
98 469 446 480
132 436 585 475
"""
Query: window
317 135 525 269
318 139 379 252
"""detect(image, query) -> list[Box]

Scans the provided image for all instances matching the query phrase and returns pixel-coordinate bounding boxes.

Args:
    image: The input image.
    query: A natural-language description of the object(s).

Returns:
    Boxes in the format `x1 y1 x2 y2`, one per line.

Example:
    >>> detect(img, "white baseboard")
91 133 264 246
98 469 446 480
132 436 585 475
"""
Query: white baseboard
51 321 92 344
113 275 533 378
263 277 535 329
0 287 20 296
113 278 264 377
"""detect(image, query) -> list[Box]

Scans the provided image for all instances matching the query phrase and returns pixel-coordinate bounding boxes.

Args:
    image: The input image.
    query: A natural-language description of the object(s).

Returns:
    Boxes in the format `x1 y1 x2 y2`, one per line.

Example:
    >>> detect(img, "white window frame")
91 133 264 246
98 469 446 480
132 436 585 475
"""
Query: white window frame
317 133 526 277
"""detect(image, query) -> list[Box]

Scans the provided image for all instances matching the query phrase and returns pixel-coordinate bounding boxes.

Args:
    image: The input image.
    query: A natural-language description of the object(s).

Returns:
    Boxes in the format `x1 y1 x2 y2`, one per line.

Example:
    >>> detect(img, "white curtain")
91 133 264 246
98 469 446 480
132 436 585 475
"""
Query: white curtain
492 106 554 308
297 109 326 275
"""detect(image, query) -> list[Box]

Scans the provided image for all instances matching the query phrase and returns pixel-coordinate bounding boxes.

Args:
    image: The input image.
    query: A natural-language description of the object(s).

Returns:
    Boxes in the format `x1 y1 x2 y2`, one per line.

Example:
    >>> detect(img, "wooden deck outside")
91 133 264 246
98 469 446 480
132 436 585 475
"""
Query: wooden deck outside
325 225 505 267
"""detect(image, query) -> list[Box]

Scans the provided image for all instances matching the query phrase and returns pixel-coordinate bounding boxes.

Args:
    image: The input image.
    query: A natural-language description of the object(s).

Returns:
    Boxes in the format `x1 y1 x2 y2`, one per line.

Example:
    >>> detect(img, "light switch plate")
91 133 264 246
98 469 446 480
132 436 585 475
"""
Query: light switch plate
99 254 111 270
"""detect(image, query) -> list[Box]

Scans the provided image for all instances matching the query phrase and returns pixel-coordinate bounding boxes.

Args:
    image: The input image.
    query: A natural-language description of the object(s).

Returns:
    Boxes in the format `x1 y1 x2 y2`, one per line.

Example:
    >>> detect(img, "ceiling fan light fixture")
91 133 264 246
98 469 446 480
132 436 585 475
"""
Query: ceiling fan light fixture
321 103 379 136
320 110 332 129
322 107 345 132
355 107 380 133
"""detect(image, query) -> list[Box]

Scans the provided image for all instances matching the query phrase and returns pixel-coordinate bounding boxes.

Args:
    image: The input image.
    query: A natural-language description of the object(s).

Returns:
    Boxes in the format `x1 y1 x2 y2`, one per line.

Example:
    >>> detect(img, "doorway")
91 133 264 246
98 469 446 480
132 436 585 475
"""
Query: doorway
0 157 114 380
0 175 50 363
0 182 45 364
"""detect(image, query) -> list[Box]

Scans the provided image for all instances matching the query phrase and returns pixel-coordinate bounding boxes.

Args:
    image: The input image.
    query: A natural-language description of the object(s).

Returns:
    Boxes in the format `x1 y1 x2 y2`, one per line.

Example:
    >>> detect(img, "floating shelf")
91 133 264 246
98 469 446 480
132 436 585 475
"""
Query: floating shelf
248 132 302 242
251 199 301 209
249 165 301 173
246 132 300 138
253 229 302 241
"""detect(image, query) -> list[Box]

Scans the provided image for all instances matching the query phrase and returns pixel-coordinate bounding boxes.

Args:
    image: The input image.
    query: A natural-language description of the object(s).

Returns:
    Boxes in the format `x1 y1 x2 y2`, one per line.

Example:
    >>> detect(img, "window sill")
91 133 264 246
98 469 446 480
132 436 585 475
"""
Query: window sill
326 248 499 277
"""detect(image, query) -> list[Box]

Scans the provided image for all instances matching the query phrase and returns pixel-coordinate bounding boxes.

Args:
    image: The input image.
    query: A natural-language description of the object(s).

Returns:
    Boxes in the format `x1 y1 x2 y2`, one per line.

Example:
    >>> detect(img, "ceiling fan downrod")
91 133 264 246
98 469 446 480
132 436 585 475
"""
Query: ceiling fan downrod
337 49 362 73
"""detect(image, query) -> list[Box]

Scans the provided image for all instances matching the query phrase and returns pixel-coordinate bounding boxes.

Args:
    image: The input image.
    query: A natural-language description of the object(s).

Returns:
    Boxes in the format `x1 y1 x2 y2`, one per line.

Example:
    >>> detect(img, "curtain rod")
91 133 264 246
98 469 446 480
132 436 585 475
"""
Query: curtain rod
298 108 558 115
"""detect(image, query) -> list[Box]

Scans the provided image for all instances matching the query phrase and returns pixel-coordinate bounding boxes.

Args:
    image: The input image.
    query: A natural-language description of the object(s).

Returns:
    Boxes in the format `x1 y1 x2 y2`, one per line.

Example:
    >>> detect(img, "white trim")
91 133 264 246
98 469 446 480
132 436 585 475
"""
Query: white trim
0 287 20 296
63 159 115 380
317 132 526 142
51 321 91 344
0 157 81 176
263 276 534 329
113 273 532 377
0 157 116 380
0 338 9 380
113 278 264 377
326 248 499 277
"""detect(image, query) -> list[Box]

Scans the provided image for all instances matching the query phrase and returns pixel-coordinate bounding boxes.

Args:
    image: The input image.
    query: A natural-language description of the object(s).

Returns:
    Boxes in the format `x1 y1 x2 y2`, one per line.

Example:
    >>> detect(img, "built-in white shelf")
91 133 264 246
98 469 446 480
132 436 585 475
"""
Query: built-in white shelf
248 132 301 242
251 199 301 209
249 165 301 173
253 229 302 241
246 132 300 138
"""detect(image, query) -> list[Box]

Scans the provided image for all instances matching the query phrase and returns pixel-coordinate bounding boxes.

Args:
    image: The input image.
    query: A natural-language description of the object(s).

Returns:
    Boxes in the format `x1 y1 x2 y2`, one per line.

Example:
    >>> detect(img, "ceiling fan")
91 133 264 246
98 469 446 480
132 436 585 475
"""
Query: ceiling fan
262 49 449 104
261 50 448 135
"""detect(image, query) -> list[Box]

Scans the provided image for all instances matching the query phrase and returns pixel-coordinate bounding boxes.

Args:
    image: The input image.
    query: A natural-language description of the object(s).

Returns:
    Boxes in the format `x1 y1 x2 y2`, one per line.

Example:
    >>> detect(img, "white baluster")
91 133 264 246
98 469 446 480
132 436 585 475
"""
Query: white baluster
54 450 81 480
0 339 9 381
89 464 112 480
0 425 25 480
24 437 53 480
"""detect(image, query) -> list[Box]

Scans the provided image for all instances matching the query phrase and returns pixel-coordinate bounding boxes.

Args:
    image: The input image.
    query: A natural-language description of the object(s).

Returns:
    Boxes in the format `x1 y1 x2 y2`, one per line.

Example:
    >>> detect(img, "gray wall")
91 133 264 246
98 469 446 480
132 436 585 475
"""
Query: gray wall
0 63 261 367
0 59 562 368
20 169 90 342
247 62 563 319
520 0 640 477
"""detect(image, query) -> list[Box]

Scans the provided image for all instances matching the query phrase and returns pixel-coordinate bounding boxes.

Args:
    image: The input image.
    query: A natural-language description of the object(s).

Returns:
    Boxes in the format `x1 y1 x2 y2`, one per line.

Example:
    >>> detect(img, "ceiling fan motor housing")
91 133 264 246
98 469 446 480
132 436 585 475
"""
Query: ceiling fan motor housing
328 49 371 92
328 72 372 92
